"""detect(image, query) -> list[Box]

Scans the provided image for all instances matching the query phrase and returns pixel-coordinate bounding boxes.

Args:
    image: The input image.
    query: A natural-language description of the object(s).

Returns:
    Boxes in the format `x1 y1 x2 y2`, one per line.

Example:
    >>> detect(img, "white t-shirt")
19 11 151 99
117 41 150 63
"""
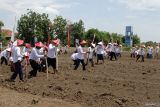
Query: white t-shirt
0 50 9 59
148 48 153 55
155 47 159 53
47 44 57 58
12 46 23 63
96 45 104 55
77 46 85 60
88 47 94 59
110 44 116 53
138 48 145 55
29 47 44 61
71 53 78 60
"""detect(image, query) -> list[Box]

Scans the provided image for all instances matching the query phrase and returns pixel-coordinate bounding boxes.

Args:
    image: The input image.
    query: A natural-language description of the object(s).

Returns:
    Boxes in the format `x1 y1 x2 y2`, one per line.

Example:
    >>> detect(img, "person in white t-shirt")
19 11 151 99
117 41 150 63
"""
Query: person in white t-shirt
10 39 24 82
87 43 95 67
74 40 87 71
47 40 58 73
147 46 153 59
110 43 117 61
136 45 145 62
155 44 159 59
71 51 78 65
0 48 11 65
96 42 104 64
29 42 45 77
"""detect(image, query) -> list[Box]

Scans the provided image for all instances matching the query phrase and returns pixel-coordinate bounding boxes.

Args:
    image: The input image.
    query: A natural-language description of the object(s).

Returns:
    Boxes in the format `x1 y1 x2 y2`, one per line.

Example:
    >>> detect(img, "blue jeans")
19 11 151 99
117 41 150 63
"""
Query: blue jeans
10 61 23 80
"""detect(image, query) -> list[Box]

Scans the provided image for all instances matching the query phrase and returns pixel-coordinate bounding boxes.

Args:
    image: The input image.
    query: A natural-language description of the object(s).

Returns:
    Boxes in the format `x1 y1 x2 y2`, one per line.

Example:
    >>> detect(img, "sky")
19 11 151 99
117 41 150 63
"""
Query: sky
0 0 160 42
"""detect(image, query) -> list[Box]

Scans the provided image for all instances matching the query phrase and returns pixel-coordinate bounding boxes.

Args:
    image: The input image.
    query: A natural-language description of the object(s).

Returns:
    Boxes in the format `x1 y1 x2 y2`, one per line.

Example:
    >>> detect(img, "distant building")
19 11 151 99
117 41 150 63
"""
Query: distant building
125 26 133 47
1 29 12 40
1 29 18 41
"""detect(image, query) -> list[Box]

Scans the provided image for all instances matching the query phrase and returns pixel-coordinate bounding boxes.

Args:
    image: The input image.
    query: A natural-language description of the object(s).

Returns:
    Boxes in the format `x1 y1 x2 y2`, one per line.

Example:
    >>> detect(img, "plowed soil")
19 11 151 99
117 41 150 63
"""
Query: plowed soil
0 50 160 107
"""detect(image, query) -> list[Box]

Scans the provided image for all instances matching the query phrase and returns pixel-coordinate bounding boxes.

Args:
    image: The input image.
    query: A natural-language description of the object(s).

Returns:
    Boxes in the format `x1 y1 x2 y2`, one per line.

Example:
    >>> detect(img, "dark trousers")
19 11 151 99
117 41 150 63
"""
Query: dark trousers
74 59 86 70
47 57 56 70
1 56 8 65
10 61 23 80
110 52 117 60
72 60 77 65
29 59 39 76
89 59 94 67
131 53 136 58
116 53 121 57
136 55 144 62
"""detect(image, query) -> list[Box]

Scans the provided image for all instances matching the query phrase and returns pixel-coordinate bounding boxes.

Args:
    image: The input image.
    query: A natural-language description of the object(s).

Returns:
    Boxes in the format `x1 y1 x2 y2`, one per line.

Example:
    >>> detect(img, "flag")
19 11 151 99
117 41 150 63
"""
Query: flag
67 29 70 47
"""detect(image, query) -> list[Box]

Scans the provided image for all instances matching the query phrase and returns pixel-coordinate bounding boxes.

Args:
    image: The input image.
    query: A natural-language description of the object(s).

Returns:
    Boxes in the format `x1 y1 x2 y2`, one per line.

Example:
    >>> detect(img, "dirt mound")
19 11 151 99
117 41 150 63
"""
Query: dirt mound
0 86 82 107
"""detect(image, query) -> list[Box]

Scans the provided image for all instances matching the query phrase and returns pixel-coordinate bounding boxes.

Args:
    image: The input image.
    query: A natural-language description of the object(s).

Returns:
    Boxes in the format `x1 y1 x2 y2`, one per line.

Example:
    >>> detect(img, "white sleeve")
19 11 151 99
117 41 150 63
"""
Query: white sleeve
33 48 44 58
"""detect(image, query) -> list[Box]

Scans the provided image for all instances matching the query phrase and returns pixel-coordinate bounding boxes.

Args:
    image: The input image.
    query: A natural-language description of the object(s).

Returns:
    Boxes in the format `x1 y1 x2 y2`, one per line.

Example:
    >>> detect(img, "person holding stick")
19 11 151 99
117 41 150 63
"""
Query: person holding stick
10 39 24 82
29 42 45 77
86 43 95 67
0 48 11 65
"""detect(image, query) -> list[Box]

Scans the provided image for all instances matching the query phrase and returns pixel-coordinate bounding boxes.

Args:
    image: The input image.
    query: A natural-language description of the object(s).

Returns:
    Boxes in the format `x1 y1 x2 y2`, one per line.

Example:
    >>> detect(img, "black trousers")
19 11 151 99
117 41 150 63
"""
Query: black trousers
1 56 8 65
47 57 56 69
131 53 136 58
29 59 39 76
74 59 86 70
136 55 144 62
10 61 23 80
110 52 117 60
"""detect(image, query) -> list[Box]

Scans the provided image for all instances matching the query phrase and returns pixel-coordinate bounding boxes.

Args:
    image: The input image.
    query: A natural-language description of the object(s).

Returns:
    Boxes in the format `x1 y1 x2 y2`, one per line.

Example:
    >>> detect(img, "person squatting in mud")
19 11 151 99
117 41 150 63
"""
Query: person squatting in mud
0 48 11 65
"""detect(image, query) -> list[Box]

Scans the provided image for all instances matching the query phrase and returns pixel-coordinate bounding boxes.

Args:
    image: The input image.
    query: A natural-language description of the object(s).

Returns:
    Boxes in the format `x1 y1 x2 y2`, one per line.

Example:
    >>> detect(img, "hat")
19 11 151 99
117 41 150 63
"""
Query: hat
25 43 31 48
17 39 24 46
13 39 24 46
80 40 87 45
91 43 96 47
98 42 103 45
35 42 43 47
52 39 60 45
6 48 11 52
108 43 112 45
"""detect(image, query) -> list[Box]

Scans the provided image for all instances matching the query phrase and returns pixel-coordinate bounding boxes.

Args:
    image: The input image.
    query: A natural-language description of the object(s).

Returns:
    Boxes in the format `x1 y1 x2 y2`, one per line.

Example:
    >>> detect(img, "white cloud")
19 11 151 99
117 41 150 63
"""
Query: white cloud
117 0 160 11
0 0 71 16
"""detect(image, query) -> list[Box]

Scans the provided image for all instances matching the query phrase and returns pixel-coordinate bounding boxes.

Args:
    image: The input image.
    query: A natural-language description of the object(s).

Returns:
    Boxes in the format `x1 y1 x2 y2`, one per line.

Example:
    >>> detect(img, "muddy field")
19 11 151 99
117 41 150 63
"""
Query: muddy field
1 50 160 107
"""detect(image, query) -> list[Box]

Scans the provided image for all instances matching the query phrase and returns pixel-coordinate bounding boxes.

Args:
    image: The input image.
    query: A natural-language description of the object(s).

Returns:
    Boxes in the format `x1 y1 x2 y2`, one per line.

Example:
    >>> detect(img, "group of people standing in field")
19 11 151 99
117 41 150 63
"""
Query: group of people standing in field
0 39 60 82
0 39 123 82
130 44 160 62
71 40 123 71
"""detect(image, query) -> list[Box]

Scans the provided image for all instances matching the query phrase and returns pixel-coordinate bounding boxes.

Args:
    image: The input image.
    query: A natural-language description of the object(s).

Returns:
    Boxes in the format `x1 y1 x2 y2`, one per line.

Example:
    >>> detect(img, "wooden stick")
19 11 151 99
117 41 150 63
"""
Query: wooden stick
56 47 58 71
45 57 49 80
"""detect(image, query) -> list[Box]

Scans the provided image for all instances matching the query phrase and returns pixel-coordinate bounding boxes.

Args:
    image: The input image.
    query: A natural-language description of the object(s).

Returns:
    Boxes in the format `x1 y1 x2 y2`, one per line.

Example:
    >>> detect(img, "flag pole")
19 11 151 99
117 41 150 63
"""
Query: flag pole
67 28 70 47
11 16 16 42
